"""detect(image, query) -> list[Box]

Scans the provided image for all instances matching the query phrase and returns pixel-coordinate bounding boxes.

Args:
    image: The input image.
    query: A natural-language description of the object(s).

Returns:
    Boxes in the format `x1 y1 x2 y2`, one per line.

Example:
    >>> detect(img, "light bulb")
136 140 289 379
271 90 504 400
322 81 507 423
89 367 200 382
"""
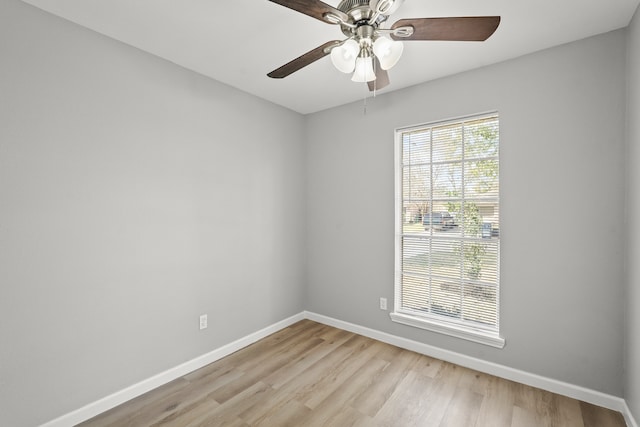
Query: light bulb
351 56 376 82
330 39 359 73
373 36 403 70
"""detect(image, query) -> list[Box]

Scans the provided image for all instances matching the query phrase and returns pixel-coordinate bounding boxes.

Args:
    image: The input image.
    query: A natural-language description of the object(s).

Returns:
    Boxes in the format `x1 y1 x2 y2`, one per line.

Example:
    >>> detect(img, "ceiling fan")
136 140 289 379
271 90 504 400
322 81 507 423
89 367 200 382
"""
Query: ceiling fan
267 0 500 90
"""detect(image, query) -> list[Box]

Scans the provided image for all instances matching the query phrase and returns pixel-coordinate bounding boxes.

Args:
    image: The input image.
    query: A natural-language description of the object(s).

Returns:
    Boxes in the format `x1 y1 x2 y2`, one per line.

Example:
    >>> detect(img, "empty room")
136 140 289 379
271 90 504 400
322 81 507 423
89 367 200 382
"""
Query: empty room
2 0 640 426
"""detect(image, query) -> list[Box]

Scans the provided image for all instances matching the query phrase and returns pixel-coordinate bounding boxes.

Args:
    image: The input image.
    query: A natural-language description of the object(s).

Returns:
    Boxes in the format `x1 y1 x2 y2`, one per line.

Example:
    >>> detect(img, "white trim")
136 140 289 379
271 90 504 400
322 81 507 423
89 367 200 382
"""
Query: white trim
390 311 505 348
304 311 629 417
40 311 637 427
39 312 305 427
396 111 501 134
394 114 503 348
623 400 640 427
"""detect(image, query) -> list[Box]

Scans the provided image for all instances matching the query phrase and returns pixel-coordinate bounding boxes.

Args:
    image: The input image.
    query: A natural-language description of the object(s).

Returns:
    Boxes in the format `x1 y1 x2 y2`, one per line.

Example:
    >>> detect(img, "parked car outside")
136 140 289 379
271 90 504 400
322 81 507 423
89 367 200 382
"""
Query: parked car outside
423 212 455 230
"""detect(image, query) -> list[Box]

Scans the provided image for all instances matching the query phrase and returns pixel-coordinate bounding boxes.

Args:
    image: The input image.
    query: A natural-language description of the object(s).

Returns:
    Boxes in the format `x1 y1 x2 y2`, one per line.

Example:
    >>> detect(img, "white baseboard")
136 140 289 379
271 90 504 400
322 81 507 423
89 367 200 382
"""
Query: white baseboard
624 400 640 427
41 310 639 427
40 312 305 427
304 311 634 424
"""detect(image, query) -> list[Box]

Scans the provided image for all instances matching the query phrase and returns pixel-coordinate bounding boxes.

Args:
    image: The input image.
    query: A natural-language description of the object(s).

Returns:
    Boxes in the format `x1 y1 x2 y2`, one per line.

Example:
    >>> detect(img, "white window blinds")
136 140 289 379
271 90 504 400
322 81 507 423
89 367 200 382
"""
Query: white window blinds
393 113 503 347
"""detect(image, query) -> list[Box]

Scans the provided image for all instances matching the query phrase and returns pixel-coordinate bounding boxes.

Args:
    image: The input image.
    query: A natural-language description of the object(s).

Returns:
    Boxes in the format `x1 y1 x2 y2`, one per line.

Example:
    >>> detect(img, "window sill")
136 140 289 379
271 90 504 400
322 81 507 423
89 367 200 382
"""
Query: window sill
390 312 505 349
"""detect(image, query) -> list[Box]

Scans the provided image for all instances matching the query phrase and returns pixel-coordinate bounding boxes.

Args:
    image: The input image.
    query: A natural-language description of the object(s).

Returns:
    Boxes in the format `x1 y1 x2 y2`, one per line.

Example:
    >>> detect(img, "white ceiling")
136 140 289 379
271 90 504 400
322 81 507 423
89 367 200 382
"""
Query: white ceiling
19 0 640 114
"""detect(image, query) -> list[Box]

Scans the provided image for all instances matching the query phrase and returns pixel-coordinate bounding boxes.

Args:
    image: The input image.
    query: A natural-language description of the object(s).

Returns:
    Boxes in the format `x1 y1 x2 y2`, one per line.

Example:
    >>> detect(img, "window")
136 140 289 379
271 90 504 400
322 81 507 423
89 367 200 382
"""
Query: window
392 113 504 348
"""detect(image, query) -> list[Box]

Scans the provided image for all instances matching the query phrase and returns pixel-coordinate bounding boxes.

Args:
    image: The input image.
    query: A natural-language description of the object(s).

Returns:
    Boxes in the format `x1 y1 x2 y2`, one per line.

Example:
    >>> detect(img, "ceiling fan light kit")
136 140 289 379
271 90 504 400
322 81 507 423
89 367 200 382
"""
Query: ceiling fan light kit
330 38 359 73
351 55 376 82
373 36 403 70
267 0 500 90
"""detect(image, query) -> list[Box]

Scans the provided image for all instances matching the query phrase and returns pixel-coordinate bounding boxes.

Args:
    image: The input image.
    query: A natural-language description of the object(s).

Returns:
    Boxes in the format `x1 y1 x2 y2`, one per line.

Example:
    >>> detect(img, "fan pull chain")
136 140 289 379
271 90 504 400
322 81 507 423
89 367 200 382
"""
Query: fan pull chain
363 59 380 115
363 93 367 115
363 84 368 115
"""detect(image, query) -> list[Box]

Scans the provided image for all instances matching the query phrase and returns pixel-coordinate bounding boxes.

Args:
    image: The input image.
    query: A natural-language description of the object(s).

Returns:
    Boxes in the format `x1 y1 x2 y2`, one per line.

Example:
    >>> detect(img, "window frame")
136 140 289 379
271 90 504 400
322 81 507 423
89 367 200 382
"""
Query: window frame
392 112 505 349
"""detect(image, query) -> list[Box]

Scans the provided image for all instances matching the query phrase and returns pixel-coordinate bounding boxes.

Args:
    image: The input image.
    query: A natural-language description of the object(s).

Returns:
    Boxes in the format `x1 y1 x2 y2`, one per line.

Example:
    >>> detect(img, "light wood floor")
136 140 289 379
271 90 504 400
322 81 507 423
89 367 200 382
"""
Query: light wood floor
78 320 627 427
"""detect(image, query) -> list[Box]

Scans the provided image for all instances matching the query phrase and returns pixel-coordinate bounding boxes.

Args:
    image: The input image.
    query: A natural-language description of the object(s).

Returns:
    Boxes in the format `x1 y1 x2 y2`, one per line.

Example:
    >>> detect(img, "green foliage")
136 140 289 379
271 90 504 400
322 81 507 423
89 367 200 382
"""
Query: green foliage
468 159 498 195
445 201 486 280
464 241 485 280
466 123 499 157
406 120 498 282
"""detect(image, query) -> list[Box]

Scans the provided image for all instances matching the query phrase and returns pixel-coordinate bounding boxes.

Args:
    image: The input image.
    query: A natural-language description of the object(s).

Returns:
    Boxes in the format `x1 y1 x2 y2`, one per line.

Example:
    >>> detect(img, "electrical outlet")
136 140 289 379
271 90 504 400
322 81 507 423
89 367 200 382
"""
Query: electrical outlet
199 314 208 330
379 297 387 311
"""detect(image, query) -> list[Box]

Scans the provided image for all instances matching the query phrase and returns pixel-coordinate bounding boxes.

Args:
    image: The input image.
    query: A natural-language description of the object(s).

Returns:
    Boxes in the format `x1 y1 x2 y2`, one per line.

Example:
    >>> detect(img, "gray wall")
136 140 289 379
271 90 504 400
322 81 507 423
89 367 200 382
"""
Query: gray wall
1 0 635 425
306 30 627 396
0 1 306 426
626 5 640 424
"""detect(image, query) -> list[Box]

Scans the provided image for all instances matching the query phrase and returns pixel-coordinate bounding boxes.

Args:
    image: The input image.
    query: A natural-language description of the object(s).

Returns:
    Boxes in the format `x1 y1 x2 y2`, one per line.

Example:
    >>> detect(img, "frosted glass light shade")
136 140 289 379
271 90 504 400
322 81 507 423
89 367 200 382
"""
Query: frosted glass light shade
330 39 359 73
351 56 376 82
373 37 403 70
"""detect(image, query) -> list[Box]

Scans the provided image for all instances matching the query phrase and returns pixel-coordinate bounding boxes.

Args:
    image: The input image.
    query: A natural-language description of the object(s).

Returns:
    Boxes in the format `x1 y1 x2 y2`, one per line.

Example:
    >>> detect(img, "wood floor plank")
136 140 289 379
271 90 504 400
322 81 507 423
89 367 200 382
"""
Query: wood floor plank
262 328 353 389
251 399 311 427
473 376 515 427
234 336 374 425
439 387 484 427
303 339 387 409
512 405 550 427
456 366 492 396
549 394 585 427
179 382 270 427
300 357 389 427
512 379 555 423
580 400 627 427
150 395 224 427
233 385 292 425
350 345 423 418
411 352 445 379
374 369 436 426
386 362 467 426
77 321 627 427
266 334 372 405
306 404 377 427
208 337 326 404
76 378 192 427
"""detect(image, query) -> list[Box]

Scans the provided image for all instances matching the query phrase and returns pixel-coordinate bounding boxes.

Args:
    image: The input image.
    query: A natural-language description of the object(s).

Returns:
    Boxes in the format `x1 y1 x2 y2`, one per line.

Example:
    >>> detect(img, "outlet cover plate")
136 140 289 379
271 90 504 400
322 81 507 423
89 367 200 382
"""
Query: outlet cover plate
199 314 208 330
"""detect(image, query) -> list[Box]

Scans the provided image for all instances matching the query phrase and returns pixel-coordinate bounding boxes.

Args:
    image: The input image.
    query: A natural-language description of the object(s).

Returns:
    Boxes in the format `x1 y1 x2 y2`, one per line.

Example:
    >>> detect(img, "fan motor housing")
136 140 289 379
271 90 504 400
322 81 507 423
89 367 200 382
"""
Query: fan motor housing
337 0 387 37
337 0 370 12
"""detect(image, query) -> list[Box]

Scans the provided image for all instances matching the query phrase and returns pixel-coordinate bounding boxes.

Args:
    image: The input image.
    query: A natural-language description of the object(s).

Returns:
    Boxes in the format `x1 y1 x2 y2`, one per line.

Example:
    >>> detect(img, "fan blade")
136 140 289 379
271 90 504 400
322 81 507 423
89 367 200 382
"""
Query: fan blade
368 58 390 91
267 0 348 25
391 16 500 41
268 40 341 79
